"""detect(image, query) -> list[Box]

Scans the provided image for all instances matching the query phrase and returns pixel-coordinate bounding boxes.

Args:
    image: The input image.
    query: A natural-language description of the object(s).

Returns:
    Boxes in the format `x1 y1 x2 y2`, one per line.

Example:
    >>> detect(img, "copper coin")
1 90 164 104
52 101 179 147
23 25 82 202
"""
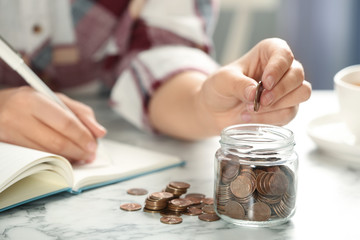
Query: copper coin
184 207 203 216
165 185 186 197
266 166 280 172
143 208 161 214
201 198 214 205
184 196 202 205
269 172 289 195
120 203 142 211
230 175 253 198
160 216 183 224
202 204 215 214
280 166 296 196
222 161 240 184
191 203 206 209
170 198 192 208
224 200 245 219
185 193 206 199
169 181 191 189
127 188 148 196
254 81 264 112
150 192 174 200
247 202 271 221
160 210 182 217
255 171 268 195
280 165 295 183
198 213 220 222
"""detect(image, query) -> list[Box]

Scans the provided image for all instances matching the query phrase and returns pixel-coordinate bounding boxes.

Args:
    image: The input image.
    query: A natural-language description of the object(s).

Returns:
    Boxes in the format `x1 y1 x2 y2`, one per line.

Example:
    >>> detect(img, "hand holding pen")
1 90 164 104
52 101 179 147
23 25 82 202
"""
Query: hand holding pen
0 36 106 164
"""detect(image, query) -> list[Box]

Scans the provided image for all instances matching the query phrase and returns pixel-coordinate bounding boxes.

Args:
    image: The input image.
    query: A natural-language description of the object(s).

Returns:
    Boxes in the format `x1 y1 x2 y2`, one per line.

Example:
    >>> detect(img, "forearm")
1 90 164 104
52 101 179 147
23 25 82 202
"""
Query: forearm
148 71 218 140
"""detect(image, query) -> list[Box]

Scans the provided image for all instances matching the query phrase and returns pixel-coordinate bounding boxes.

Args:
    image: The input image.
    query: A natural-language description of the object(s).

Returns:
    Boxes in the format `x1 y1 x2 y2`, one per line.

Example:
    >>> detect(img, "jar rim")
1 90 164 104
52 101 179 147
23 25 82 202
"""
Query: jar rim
219 124 294 155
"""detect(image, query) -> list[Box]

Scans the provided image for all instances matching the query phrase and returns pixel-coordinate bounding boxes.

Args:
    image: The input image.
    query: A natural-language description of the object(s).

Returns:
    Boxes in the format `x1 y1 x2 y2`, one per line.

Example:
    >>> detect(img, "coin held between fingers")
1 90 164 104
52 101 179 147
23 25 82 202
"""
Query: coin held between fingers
254 81 264 112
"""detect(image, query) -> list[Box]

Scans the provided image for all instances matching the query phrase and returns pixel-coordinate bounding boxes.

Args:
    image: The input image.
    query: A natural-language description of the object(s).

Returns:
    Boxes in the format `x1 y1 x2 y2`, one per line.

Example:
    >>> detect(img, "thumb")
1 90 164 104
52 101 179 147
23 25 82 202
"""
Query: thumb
233 74 258 103
213 66 258 103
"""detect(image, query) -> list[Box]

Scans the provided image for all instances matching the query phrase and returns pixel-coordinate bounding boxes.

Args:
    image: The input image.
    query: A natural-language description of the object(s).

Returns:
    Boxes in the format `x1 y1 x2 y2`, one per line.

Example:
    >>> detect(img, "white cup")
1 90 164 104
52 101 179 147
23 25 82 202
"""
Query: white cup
334 65 360 140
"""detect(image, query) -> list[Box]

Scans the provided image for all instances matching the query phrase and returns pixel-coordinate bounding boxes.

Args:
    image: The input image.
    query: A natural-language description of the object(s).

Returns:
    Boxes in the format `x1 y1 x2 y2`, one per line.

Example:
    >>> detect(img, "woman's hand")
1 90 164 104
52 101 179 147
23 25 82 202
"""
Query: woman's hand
199 38 312 133
0 86 106 163
149 38 311 140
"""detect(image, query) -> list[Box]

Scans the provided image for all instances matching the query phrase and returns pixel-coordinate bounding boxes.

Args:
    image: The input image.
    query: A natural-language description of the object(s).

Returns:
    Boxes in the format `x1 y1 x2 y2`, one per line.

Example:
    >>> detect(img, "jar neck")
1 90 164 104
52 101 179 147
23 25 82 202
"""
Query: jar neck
220 124 295 159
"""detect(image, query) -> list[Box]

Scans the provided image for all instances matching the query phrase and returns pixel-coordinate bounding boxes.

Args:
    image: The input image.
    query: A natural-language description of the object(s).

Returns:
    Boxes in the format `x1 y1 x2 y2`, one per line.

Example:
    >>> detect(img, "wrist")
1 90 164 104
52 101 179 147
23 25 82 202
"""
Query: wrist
194 86 219 137
149 71 217 140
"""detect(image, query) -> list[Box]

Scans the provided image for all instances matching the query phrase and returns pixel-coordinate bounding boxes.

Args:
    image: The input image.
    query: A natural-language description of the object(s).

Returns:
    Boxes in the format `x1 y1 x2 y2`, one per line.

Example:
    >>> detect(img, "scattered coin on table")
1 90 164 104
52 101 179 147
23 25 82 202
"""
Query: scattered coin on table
198 213 221 222
121 182 220 224
160 216 183 224
127 188 148 196
120 203 142 211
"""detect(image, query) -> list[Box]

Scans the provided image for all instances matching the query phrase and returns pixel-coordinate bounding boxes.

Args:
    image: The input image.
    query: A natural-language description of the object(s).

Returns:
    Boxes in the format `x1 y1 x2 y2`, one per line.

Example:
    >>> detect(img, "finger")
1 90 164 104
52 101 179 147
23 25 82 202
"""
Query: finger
261 41 294 90
242 106 299 126
79 116 107 138
0 128 46 152
202 67 258 113
22 117 96 163
1 115 95 163
59 94 107 138
32 93 97 154
260 60 305 107
216 66 259 103
246 80 311 113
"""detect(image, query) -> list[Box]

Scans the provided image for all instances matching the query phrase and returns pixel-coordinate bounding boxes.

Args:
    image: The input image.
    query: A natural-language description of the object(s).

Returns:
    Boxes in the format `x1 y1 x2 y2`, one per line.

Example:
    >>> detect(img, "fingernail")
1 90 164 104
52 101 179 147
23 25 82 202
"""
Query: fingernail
263 91 274 106
87 141 97 152
86 153 96 163
97 122 107 133
245 85 256 101
88 117 107 132
265 76 274 90
77 160 86 165
241 112 252 122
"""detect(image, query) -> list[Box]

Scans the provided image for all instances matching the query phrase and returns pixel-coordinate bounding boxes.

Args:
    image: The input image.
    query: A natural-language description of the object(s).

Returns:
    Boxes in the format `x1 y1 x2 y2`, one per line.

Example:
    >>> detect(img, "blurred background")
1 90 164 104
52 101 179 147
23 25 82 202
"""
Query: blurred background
213 0 360 90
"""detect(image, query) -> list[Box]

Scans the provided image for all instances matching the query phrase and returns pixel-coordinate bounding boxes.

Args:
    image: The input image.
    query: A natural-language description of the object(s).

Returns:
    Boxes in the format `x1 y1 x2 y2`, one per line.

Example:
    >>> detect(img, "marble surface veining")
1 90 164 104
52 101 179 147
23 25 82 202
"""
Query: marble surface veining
1 91 360 240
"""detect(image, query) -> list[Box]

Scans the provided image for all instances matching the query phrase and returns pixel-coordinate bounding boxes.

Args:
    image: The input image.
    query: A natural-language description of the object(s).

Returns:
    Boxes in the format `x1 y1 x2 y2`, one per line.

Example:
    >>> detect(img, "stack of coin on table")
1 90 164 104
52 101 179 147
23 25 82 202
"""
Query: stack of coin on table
216 160 296 222
120 181 220 224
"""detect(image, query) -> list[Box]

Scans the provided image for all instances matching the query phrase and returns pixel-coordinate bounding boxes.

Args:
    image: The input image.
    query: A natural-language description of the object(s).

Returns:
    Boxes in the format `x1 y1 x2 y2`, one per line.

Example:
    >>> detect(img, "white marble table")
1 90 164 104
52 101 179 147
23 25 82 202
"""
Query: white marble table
1 90 359 240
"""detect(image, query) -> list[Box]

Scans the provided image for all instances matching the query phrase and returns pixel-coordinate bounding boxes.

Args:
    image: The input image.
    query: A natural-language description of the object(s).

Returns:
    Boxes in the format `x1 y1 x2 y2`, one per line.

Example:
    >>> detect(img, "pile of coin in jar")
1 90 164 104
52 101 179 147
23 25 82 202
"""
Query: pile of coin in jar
216 159 296 222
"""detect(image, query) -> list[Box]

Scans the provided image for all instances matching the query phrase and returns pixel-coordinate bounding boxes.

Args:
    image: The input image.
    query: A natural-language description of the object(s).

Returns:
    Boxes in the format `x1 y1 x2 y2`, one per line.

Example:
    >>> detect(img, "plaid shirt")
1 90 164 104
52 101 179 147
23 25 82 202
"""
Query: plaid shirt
0 0 219 131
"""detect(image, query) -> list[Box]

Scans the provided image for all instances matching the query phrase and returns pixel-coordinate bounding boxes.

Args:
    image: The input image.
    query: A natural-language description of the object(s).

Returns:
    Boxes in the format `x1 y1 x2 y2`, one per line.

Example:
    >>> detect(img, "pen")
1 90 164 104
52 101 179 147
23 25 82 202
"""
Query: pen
0 35 72 113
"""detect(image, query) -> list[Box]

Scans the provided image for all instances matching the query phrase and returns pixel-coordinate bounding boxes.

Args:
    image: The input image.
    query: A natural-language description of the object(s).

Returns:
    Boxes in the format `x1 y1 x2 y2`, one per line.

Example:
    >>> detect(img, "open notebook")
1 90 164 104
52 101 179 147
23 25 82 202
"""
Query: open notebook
0 139 183 212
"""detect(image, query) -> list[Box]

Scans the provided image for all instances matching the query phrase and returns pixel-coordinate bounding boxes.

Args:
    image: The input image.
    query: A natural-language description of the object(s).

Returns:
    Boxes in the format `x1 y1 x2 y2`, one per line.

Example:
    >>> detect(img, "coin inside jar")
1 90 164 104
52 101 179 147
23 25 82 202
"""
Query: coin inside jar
230 175 254 198
247 202 271 221
254 81 264 112
224 200 245 219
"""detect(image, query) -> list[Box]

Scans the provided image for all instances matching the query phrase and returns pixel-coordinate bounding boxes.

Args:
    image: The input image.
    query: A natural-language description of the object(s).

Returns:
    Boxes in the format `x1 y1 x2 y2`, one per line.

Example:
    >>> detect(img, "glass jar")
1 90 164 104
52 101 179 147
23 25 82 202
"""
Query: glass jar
214 124 298 227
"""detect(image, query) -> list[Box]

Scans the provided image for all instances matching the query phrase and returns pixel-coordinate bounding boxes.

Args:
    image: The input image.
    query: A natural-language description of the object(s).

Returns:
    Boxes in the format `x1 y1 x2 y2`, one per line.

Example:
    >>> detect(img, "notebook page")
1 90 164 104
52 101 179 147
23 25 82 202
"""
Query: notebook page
72 139 182 191
0 142 72 191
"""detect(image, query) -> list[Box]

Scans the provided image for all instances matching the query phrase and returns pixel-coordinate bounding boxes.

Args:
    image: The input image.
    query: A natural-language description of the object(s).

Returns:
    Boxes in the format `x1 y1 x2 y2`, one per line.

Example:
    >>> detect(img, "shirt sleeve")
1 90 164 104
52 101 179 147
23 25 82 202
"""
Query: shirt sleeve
110 0 219 132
